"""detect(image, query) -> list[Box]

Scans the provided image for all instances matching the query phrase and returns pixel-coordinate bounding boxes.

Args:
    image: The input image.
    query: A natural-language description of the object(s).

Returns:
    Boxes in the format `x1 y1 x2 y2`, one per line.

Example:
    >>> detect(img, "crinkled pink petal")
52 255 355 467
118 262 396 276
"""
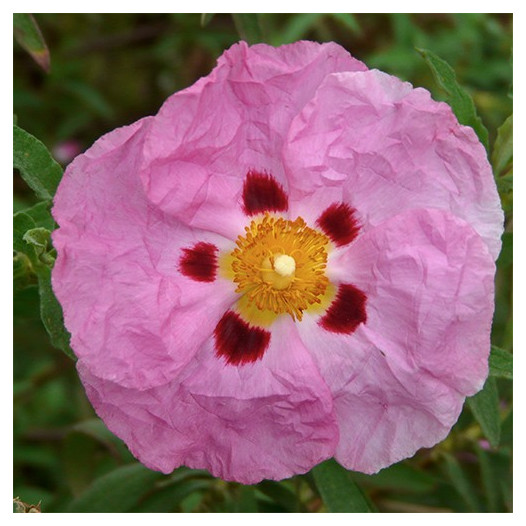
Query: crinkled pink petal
52 120 237 389
77 318 338 484
296 208 495 472
139 41 366 238
332 350 465 474
285 69 503 258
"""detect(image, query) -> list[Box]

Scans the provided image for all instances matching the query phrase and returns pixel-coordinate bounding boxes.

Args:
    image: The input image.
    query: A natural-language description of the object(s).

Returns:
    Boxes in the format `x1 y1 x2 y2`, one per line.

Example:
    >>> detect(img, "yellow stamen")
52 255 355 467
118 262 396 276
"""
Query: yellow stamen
227 213 330 322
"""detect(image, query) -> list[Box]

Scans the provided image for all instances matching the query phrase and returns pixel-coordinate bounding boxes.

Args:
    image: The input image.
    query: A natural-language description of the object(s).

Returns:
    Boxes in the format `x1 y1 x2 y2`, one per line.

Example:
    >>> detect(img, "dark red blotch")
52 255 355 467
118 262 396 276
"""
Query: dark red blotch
214 311 271 365
179 242 218 282
319 284 367 334
242 170 288 215
316 203 360 246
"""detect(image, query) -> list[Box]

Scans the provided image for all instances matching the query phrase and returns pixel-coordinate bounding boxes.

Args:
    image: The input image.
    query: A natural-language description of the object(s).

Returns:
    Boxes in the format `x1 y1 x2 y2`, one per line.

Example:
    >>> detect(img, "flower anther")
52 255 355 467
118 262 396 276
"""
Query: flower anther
229 214 331 323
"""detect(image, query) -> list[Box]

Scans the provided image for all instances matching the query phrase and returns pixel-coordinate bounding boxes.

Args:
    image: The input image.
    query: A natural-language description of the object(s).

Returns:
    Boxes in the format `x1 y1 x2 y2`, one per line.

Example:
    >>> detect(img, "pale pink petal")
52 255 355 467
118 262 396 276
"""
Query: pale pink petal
297 208 495 472
285 69 503 258
333 350 464 474
139 41 366 238
77 318 338 484
52 119 237 389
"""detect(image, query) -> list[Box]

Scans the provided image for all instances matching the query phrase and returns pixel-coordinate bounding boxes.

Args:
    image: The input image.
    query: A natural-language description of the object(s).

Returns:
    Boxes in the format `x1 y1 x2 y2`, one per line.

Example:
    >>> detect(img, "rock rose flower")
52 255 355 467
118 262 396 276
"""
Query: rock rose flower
52 41 503 484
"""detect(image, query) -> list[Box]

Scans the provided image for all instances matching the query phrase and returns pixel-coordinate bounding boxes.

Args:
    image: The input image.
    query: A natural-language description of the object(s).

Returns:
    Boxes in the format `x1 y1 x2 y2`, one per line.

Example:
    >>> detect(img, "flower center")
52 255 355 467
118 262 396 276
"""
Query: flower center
230 214 330 321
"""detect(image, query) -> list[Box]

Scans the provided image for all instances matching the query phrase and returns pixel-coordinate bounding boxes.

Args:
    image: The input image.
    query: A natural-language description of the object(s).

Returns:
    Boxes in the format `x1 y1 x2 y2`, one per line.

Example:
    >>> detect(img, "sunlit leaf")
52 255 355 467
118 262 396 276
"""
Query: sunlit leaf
418 48 489 150
200 13 215 27
13 124 63 200
312 459 373 512
489 345 512 380
13 14 50 72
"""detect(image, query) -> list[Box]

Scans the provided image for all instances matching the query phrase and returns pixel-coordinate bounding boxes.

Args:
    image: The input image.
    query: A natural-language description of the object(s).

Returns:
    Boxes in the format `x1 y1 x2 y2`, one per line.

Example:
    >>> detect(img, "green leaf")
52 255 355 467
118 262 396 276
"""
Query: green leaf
233 485 258 513
475 445 499 512
329 13 361 35
492 114 513 177
442 453 481 512
67 463 164 512
13 14 50 72
231 14 264 44
312 459 373 512
200 13 215 26
18 200 55 230
13 212 38 289
13 211 37 257
131 479 210 512
417 48 489 150
13 124 63 200
352 462 437 493
468 376 501 447
489 345 513 380
23 227 51 253
13 252 36 290
36 265 75 360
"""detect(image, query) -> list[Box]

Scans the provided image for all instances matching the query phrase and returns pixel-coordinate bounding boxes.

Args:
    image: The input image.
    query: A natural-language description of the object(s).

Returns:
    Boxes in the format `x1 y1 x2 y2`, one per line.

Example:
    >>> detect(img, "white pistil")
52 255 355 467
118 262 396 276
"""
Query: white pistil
273 254 296 277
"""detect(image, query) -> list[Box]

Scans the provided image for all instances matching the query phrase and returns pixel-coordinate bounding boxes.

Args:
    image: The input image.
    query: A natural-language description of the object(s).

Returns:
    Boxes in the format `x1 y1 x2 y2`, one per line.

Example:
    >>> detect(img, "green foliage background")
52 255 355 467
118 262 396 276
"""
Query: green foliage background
14 13 512 513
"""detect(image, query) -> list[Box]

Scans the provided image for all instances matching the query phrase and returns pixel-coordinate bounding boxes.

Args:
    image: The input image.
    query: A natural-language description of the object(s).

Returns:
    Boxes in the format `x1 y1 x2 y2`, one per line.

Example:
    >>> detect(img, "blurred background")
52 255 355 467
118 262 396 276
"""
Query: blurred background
14 13 512 513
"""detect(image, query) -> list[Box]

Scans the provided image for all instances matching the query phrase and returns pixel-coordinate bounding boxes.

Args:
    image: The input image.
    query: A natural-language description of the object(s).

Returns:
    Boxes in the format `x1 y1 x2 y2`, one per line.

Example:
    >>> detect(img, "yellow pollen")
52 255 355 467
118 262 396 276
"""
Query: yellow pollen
228 214 330 321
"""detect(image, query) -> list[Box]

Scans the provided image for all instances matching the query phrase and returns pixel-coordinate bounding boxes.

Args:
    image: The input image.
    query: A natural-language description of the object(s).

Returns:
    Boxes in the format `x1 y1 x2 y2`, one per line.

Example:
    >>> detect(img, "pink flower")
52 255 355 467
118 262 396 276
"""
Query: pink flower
51 41 503 484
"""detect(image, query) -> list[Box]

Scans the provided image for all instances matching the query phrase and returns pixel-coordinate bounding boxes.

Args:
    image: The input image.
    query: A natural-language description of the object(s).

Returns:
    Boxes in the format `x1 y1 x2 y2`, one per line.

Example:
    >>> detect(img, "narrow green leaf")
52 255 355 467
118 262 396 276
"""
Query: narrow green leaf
67 463 164 512
489 345 513 380
417 48 489 150
200 13 215 26
36 265 75 360
492 115 513 177
13 14 50 72
279 13 321 43
475 445 499 512
312 459 373 513
330 13 361 35
231 14 264 44
443 453 481 512
468 376 501 447
13 124 63 200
